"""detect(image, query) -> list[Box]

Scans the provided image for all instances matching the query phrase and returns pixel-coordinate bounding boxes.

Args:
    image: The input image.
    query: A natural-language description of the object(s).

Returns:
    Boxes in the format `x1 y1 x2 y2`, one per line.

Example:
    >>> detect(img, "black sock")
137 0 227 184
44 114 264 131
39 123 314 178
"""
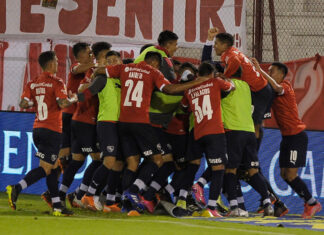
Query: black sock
259 169 279 201
236 180 246 210
223 173 238 209
16 167 47 193
207 170 224 210
122 169 137 192
82 160 102 188
286 176 313 203
179 164 200 190
129 161 159 194
249 173 269 202
143 161 175 201
86 164 110 196
59 160 84 200
105 170 122 205
199 167 212 187
170 169 186 192
46 169 61 208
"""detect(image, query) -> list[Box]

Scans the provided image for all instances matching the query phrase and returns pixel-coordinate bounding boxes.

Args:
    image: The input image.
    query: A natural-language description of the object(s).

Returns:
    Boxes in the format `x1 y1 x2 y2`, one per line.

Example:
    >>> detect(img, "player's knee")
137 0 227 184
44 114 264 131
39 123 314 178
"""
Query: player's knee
90 153 101 161
225 168 237 174
285 169 298 182
72 154 85 161
211 164 225 171
112 160 124 171
247 167 258 177
59 147 70 157
162 153 173 163
103 156 116 169
280 169 287 180
127 156 139 171
152 154 163 167
190 159 201 165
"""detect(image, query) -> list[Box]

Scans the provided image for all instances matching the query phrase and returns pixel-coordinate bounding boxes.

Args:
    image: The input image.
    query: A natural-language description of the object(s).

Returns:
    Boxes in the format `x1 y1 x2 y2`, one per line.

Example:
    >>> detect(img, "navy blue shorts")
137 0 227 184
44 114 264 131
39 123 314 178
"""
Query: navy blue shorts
252 83 275 124
61 112 72 148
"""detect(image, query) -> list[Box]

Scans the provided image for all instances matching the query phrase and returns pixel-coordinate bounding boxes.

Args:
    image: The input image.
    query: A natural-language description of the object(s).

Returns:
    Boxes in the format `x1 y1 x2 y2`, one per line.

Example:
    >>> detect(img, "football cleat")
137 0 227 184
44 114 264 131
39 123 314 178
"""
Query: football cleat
302 202 322 219
201 208 223 218
274 200 289 217
41 190 53 209
81 195 97 211
123 190 144 213
192 183 206 206
263 203 274 216
139 195 155 213
227 207 249 217
52 207 74 216
176 199 187 210
103 204 121 213
6 185 19 210
127 210 141 216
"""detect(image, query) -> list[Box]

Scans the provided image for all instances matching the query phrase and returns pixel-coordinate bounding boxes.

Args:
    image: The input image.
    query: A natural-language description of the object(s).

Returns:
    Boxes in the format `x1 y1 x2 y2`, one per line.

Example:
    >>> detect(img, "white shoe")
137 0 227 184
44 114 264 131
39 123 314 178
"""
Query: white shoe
73 197 84 208
94 196 103 211
228 207 249 217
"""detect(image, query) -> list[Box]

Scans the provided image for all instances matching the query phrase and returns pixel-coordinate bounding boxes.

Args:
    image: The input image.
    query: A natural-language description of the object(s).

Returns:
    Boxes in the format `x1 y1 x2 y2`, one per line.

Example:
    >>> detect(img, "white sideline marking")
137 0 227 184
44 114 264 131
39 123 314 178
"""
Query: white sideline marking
0 215 293 235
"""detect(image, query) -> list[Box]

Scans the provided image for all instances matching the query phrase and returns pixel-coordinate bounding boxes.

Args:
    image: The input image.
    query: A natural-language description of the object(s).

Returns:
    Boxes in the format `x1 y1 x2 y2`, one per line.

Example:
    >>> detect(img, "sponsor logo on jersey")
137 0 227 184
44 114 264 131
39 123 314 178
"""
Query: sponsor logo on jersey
36 151 45 159
208 158 223 164
81 147 93 153
143 150 153 156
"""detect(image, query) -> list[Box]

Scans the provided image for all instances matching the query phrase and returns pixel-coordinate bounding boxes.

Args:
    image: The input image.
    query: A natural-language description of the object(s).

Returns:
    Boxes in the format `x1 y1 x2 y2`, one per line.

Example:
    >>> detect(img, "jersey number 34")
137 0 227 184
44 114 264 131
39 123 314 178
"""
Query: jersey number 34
192 95 213 124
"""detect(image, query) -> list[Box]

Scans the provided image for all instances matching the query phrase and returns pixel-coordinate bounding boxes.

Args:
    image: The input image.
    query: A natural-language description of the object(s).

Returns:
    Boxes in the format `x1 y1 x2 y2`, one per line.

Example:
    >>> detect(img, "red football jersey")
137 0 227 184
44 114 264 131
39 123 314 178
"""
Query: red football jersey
72 68 98 125
105 61 171 123
272 80 306 136
181 78 233 140
22 72 68 133
165 113 189 135
221 47 267 92
63 63 85 114
21 79 36 112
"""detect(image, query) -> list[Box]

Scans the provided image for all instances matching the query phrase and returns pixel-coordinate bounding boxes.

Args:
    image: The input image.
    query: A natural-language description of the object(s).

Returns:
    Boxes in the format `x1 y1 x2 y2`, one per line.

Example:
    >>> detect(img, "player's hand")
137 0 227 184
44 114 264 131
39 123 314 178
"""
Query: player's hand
215 72 226 79
250 57 261 71
68 91 78 103
207 27 219 41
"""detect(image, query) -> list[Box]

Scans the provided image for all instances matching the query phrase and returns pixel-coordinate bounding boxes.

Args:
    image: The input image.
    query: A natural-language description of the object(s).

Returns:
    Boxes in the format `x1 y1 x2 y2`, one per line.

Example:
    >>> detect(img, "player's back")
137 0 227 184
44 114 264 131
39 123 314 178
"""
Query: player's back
29 72 67 133
184 78 229 140
222 47 267 92
272 80 306 136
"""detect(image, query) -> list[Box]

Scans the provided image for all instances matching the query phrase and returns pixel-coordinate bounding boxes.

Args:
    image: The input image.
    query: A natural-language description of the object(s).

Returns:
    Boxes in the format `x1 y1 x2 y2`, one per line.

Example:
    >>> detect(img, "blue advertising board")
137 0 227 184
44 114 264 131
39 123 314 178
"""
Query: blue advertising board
0 111 323 215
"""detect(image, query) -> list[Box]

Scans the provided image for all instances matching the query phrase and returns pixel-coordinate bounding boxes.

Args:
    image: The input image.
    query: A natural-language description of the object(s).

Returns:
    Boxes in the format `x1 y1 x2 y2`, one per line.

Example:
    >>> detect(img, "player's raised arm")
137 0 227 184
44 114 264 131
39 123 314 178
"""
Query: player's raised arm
251 58 283 94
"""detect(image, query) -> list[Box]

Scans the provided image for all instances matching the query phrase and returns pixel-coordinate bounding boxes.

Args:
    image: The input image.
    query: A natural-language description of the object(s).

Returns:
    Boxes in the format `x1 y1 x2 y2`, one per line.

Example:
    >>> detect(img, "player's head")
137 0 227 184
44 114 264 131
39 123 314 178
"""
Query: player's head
91 41 112 64
214 33 234 56
198 62 215 78
123 58 134 64
158 30 178 56
38 51 58 73
172 59 181 75
179 62 198 83
268 62 288 83
72 42 93 63
144 51 163 69
140 43 155 54
106 51 122 66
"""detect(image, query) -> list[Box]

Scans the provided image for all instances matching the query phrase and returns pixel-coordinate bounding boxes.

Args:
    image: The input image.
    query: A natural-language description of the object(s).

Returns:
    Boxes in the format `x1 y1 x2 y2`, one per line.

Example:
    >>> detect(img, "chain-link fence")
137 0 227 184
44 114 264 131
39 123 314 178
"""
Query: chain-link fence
176 0 324 62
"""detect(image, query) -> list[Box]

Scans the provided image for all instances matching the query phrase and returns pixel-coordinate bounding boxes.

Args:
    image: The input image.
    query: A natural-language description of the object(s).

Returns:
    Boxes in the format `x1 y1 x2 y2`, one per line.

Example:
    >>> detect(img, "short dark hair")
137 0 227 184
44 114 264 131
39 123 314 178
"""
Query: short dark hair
172 59 181 67
158 30 178 46
38 51 56 70
198 62 215 77
144 51 163 66
91 42 112 58
272 62 288 77
123 58 134 64
106 50 121 58
180 62 198 75
216 33 234 47
140 43 155 54
72 42 90 58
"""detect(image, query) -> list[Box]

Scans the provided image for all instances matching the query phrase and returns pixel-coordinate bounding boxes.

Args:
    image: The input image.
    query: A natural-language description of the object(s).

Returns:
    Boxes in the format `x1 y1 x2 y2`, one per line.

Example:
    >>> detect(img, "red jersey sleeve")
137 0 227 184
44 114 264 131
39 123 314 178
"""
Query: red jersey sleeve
223 55 241 78
216 78 233 92
153 70 171 91
180 93 189 108
278 81 290 96
81 69 94 85
55 80 68 100
105 64 124 78
70 63 80 73
21 82 32 101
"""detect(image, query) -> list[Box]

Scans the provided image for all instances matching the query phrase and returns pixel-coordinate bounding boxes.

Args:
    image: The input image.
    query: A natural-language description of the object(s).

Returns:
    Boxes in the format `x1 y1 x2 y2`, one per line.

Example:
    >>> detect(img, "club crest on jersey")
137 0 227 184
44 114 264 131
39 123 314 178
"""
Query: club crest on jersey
107 146 115 153
124 66 130 72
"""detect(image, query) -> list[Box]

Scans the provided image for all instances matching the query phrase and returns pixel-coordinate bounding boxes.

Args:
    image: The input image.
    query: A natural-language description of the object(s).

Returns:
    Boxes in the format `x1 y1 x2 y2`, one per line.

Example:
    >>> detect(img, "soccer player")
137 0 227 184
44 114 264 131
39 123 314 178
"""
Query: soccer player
80 51 124 213
78 52 212 216
252 58 322 219
6 51 77 216
180 62 235 217
59 42 96 170
58 42 111 208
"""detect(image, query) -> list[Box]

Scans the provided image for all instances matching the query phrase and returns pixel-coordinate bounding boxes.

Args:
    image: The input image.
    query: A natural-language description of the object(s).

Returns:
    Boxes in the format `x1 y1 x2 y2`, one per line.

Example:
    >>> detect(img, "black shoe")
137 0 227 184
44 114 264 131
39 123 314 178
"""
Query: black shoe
41 190 53 208
263 203 274 216
186 192 203 213
67 192 76 208
157 188 173 203
274 200 289 217
6 185 19 210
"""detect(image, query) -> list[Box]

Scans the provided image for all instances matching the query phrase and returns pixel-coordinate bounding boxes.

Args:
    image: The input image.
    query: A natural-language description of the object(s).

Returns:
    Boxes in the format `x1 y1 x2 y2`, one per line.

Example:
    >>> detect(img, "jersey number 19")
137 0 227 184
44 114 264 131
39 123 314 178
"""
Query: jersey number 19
192 95 213 123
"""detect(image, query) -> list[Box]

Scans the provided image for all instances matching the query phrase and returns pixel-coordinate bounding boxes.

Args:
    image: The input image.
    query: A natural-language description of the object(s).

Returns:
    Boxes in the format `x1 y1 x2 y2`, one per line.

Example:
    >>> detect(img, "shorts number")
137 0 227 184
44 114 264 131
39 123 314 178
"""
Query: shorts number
290 150 298 164
192 95 213 124
35 95 48 121
124 80 143 108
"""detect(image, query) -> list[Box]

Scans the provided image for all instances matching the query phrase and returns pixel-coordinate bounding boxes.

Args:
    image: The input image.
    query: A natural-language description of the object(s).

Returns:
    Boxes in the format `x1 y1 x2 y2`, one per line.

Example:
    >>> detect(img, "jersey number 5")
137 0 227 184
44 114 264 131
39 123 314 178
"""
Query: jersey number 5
192 95 213 123
124 80 143 108
35 95 48 121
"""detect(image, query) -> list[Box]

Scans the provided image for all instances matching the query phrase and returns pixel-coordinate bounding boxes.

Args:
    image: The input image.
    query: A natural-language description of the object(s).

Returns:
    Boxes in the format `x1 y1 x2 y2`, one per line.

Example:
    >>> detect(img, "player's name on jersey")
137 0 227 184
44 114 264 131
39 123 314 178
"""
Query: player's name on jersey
189 88 210 99
188 82 213 95
30 83 53 89
128 71 143 80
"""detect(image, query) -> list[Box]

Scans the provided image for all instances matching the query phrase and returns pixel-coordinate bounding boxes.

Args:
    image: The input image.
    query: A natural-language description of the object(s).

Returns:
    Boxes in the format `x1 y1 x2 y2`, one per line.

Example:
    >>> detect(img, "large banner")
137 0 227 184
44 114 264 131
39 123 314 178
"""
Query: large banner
0 111 323 215
1 0 246 49
262 55 324 131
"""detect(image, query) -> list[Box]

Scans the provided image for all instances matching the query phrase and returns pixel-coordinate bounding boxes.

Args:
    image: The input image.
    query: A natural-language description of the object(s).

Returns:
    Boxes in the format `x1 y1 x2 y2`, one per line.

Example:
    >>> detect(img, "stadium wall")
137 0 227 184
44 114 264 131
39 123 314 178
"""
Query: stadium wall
0 111 323 215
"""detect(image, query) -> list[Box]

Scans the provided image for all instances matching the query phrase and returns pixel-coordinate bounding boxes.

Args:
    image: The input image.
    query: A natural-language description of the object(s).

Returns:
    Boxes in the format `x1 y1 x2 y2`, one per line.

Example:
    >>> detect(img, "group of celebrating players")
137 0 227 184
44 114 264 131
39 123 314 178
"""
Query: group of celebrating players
6 27 322 219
